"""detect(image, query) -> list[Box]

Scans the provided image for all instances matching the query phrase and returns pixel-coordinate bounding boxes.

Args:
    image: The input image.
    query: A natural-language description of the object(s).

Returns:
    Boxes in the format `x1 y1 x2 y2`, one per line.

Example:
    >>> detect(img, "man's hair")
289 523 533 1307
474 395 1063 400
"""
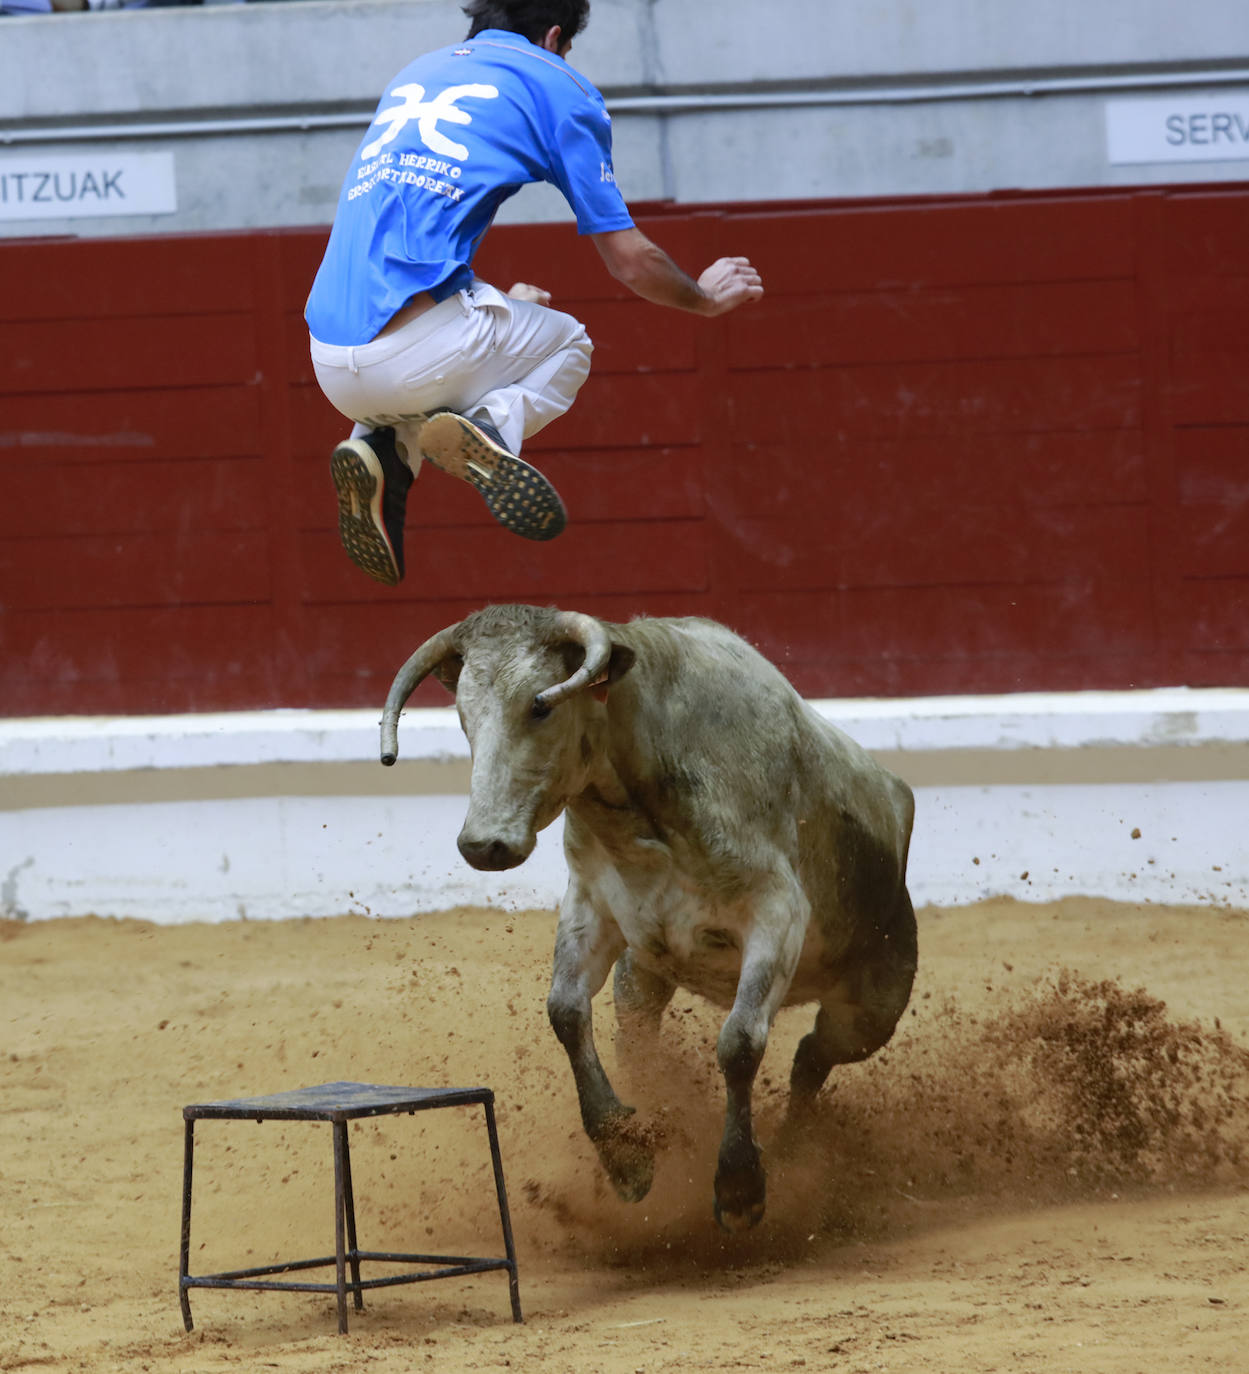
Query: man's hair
462 0 591 45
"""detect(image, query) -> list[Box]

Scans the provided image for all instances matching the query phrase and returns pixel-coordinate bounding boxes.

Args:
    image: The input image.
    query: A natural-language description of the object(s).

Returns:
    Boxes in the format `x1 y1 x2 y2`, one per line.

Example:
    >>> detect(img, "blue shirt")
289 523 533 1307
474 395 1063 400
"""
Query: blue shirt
305 30 633 346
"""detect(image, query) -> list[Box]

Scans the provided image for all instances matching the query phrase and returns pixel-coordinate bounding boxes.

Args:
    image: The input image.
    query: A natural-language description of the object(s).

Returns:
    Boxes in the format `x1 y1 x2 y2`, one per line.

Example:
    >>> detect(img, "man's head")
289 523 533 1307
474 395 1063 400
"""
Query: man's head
462 0 591 51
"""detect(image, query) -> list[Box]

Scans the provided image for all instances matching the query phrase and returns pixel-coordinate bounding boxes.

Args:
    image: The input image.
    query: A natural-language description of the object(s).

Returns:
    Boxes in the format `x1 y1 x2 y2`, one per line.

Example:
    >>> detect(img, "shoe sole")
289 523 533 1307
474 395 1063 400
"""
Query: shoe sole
330 440 401 586
419 413 566 542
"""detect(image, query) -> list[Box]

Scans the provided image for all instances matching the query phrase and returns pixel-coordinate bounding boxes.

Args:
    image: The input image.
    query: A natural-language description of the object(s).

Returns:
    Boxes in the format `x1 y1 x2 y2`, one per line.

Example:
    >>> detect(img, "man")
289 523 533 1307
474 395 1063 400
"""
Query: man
306 0 763 586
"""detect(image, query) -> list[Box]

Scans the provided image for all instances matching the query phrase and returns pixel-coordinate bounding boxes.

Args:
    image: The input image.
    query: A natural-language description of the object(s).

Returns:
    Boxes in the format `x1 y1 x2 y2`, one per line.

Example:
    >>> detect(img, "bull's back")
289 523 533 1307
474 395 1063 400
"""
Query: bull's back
606 614 914 904
578 617 914 1004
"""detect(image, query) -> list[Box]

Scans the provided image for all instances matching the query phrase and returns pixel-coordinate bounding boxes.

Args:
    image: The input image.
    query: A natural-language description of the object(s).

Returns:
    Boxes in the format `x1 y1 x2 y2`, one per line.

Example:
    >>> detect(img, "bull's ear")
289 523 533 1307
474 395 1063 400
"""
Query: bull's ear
587 643 634 703
432 652 464 695
556 640 635 684
606 642 635 683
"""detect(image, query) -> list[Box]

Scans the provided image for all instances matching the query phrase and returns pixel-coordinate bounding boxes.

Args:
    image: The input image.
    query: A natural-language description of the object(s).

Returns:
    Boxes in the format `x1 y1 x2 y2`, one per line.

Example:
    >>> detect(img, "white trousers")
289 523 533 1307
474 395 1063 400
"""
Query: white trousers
308 279 593 468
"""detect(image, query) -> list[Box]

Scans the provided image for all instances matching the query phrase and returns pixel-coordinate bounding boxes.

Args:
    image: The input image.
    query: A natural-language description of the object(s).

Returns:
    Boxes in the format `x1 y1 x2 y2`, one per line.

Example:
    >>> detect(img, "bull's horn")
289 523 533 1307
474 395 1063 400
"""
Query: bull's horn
379 624 462 766
534 611 613 709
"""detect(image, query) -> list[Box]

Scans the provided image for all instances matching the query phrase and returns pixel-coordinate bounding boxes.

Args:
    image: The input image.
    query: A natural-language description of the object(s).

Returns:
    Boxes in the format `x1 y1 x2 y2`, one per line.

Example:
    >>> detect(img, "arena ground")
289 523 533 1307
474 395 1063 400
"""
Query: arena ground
2 895 1247 1373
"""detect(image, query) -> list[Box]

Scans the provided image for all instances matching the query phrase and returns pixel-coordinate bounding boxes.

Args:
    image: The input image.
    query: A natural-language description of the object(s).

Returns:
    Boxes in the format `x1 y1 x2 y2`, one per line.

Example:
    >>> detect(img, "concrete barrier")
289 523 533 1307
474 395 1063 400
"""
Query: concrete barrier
5 0 1249 240
3 688 1247 923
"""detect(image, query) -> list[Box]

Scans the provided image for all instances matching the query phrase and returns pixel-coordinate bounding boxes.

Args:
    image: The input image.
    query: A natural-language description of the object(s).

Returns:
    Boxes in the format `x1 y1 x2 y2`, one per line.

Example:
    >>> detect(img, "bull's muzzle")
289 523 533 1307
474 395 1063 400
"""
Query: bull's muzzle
457 834 529 872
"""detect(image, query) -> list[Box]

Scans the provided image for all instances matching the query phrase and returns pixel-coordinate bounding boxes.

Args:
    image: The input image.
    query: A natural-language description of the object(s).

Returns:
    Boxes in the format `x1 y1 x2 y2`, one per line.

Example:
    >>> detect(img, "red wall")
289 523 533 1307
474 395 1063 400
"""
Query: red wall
2 186 1247 715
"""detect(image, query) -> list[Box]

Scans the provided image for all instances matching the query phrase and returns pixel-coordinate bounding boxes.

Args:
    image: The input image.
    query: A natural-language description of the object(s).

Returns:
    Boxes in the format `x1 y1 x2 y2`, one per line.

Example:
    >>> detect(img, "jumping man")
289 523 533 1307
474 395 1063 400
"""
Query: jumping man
305 0 763 585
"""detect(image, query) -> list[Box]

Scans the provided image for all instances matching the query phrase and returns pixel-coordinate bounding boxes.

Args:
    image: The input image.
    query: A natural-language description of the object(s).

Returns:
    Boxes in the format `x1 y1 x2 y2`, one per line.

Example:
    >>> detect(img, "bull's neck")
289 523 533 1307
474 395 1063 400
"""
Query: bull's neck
564 725 676 854
572 749 633 813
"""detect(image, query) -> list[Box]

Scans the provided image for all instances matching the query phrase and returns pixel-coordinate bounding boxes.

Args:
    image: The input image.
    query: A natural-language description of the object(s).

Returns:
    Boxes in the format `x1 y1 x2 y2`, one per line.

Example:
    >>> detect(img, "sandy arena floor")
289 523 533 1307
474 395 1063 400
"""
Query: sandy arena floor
2 896 1247 1373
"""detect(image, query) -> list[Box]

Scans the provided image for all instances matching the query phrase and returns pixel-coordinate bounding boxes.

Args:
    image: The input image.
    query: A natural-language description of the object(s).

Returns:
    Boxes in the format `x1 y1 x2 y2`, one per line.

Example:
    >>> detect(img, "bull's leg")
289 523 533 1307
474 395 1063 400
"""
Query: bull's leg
788 886 918 1111
714 909 807 1231
612 950 675 1093
547 898 656 1202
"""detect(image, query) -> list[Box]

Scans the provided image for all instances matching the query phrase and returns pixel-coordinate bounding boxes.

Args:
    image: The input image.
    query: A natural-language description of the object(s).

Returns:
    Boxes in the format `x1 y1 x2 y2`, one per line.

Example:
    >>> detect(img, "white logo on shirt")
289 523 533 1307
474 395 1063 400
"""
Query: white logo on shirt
361 82 500 162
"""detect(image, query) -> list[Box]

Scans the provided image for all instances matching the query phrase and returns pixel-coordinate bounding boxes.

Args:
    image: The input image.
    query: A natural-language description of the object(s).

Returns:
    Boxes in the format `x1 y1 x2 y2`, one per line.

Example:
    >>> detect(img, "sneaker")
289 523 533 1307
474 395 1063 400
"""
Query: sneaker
329 427 413 585
418 412 566 542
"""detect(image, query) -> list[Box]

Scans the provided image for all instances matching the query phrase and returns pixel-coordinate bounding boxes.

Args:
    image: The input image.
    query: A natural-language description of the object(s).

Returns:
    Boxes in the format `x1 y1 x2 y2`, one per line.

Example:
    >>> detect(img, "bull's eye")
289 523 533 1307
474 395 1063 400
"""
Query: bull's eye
530 696 552 721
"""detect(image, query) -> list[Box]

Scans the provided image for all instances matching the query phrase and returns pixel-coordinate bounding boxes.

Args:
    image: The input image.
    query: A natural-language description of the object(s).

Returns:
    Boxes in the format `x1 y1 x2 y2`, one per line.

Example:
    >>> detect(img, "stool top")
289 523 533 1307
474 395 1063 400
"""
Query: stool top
183 1080 493 1122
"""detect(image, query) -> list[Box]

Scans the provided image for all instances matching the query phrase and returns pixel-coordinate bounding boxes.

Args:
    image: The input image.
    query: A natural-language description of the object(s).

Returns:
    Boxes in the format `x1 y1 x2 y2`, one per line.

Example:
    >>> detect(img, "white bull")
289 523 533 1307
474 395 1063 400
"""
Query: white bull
381 604 917 1230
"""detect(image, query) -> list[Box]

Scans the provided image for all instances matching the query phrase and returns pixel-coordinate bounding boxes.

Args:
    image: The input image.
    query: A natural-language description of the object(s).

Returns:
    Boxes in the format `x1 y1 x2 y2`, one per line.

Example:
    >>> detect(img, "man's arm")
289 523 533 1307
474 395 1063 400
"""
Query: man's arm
591 227 763 317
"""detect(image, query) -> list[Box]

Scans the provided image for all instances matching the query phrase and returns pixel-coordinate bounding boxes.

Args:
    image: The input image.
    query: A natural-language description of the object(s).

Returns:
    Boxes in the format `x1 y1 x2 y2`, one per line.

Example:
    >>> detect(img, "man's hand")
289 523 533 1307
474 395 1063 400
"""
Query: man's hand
695 257 764 317
592 228 763 316
507 282 552 305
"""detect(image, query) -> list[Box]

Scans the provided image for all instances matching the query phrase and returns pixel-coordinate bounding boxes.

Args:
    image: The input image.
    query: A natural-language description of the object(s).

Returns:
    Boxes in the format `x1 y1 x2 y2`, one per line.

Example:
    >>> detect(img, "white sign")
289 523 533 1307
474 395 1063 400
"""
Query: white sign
1106 92 1249 165
0 151 176 222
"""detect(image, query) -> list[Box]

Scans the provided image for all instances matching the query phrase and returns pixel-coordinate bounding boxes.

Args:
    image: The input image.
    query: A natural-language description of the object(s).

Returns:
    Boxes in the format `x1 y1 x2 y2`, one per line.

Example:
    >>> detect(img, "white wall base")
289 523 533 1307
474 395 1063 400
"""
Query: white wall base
3 690 1248 923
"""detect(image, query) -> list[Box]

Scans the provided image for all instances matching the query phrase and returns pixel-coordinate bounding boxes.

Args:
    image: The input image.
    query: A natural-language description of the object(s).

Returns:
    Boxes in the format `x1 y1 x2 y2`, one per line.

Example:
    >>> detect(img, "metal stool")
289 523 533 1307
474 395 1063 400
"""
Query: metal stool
179 1080 522 1334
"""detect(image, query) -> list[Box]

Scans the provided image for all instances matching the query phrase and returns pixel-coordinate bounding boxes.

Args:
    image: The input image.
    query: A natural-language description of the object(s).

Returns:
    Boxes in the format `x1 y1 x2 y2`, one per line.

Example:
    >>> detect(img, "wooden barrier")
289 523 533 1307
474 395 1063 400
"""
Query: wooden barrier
2 186 1246 714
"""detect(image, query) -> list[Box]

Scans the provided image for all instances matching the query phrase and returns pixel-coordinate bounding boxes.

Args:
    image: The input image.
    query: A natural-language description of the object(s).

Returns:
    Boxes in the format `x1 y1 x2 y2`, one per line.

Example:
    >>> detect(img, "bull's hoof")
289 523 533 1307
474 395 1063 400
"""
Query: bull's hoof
605 1151 655 1203
714 1152 767 1231
714 1193 766 1232
592 1113 657 1203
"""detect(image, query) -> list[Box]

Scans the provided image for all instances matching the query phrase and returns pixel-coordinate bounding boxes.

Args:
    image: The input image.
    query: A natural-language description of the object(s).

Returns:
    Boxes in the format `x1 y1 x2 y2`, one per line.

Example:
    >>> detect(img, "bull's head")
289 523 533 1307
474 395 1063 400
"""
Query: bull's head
380 606 634 871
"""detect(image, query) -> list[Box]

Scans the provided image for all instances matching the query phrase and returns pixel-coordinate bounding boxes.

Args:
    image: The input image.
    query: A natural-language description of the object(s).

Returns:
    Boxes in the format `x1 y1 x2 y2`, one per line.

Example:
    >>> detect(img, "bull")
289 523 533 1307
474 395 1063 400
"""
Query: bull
380 604 917 1230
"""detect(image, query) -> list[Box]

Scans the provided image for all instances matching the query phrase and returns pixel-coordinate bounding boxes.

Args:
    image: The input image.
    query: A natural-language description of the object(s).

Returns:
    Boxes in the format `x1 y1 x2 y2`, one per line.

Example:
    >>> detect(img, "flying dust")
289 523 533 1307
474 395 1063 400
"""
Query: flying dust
516 969 1249 1270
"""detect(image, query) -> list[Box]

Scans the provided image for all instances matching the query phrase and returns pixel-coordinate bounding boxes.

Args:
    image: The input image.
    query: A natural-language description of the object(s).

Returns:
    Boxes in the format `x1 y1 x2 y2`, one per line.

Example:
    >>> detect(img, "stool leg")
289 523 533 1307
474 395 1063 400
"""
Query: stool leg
340 1125 364 1310
482 1099 522 1323
332 1120 349 1334
179 1118 195 1332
